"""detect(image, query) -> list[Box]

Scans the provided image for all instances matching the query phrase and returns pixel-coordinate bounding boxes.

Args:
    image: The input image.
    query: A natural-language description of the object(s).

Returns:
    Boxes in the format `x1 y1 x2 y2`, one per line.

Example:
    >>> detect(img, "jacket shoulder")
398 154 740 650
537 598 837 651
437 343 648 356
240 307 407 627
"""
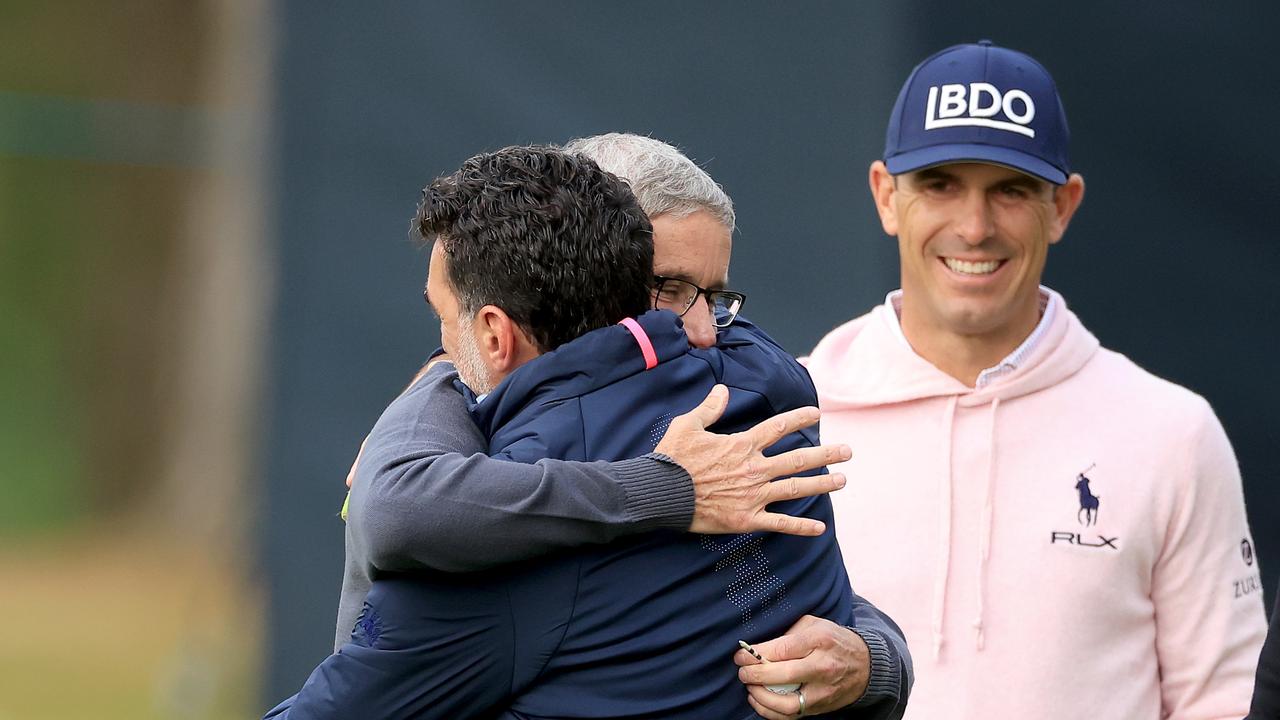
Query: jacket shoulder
713 320 818 412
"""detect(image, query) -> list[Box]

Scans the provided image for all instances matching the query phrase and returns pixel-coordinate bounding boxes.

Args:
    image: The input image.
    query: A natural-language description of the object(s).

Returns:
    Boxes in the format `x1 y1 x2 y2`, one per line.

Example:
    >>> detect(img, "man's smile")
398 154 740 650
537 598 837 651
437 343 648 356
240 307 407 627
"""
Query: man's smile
941 256 1005 277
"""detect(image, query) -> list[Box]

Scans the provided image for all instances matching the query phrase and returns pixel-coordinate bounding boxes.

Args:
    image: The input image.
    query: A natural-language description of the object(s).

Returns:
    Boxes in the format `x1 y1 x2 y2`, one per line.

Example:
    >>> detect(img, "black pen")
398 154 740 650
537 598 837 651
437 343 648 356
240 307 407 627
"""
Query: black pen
737 640 800 694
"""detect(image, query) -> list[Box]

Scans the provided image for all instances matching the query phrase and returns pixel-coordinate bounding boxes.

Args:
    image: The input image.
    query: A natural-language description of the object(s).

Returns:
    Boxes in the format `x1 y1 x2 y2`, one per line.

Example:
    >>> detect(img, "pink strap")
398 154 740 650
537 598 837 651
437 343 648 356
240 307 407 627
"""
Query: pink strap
618 317 658 370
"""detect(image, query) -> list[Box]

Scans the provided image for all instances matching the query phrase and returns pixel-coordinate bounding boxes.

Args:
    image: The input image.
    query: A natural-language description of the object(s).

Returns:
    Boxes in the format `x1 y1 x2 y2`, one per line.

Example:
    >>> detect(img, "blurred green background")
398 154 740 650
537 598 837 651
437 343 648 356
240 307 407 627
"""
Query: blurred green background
0 2 263 717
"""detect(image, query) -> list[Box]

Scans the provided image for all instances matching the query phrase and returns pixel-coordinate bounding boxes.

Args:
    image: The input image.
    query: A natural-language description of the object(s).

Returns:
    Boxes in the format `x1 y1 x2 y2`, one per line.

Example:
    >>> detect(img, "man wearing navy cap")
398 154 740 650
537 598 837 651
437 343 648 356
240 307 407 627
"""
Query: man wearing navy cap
736 41 1266 719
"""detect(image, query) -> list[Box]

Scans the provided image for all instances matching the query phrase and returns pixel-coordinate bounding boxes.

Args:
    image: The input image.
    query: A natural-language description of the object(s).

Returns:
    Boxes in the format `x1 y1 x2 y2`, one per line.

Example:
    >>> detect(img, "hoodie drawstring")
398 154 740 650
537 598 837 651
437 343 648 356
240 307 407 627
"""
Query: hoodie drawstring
931 395 959 660
935 395 1002 657
973 397 1000 651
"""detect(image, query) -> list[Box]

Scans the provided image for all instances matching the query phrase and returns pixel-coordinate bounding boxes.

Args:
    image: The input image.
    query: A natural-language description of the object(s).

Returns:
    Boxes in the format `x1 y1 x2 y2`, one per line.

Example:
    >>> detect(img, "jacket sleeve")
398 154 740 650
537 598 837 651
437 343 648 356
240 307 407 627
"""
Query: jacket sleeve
269 573 514 720
1152 400 1266 719
347 362 694 575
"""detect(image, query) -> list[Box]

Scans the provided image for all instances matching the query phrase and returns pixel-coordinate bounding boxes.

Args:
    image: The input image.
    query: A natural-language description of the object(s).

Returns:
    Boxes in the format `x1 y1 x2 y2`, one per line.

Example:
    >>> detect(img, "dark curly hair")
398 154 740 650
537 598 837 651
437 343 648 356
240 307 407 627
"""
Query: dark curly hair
415 146 653 352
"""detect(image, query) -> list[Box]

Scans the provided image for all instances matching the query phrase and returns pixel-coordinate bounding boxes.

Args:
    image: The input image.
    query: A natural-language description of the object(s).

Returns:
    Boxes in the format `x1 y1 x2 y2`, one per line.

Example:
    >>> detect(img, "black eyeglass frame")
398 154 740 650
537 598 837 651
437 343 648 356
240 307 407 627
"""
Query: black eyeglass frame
651 275 747 329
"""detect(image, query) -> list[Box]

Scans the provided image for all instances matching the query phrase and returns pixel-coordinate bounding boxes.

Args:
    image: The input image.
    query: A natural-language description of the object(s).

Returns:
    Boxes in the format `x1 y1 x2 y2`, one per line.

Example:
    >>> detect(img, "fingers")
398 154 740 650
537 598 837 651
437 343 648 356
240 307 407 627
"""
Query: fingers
665 381 727 430
689 471 846 536
754 512 826 537
733 648 761 667
739 619 869 715
346 436 369 489
764 444 852 479
738 618 851 716
734 473 843 536
746 685 806 720
766 472 847 504
739 656 810 687
741 405 820 450
691 384 732 427
744 628 812 665
405 356 449 392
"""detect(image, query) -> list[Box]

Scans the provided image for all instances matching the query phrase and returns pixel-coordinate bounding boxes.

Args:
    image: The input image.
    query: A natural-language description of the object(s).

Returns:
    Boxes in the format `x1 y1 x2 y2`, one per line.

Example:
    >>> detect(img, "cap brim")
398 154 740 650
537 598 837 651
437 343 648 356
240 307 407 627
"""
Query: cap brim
885 143 1068 185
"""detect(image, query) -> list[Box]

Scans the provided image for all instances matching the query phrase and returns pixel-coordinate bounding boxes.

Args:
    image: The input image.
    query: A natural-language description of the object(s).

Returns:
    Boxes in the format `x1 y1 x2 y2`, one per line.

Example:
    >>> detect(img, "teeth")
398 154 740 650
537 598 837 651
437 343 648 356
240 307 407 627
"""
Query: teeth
944 258 1000 275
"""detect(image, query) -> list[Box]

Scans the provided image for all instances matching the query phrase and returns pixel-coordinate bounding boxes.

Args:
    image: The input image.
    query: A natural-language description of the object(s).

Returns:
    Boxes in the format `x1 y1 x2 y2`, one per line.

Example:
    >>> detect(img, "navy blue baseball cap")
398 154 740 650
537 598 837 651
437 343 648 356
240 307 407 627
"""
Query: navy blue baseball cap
884 40 1070 184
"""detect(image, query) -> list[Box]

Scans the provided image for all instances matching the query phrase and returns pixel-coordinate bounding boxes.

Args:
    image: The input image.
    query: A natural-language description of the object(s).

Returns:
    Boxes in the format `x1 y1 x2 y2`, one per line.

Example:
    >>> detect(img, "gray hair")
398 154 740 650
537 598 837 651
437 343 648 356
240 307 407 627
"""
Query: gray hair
563 133 735 231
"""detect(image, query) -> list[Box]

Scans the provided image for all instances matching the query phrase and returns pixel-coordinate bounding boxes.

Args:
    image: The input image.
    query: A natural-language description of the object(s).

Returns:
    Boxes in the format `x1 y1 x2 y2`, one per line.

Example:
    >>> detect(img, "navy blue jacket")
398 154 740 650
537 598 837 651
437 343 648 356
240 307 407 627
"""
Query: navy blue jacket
268 311 883 719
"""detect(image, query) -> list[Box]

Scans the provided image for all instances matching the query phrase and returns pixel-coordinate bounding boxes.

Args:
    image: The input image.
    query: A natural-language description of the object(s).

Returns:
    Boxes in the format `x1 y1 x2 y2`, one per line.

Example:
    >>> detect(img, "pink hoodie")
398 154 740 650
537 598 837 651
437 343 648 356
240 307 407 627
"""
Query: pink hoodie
805 289 1265 719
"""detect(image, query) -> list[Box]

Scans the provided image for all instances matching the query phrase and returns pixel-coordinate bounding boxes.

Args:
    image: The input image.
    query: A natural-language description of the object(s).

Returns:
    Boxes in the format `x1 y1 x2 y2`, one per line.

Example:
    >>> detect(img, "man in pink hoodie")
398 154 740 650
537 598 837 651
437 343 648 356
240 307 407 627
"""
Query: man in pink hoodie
739 40 1267 719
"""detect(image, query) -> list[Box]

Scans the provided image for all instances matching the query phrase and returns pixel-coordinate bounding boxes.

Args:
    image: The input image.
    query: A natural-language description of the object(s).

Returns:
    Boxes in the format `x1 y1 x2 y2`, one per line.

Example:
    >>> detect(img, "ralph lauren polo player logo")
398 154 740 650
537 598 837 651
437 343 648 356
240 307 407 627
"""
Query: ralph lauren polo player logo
925 83 1037 137
1051 464 1119 551
1075 465 1100 526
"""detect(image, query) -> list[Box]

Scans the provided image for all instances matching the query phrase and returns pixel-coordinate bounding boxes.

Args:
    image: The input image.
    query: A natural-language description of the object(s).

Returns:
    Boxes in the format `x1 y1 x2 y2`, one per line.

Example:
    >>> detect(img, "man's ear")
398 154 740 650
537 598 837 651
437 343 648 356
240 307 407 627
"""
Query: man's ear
474 305 539 375
869 160 899 236
1047 173 1086 245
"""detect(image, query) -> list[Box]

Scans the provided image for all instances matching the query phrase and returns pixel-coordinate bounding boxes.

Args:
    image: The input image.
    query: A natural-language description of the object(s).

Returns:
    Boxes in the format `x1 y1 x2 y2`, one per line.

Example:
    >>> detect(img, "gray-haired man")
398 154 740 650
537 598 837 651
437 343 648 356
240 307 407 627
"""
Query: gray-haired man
339 134 910 717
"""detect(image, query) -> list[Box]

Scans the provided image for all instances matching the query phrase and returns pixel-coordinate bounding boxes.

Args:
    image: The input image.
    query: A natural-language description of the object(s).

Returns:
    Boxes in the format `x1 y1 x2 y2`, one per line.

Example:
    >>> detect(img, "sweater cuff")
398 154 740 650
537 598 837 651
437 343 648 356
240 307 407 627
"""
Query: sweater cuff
850 627 901 706
612 453 695 531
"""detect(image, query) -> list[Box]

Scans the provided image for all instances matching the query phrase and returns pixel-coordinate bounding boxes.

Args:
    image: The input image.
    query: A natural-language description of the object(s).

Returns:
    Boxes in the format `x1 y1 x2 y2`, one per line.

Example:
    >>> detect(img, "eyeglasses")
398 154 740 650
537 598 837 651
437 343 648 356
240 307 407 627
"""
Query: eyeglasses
651 276 746 329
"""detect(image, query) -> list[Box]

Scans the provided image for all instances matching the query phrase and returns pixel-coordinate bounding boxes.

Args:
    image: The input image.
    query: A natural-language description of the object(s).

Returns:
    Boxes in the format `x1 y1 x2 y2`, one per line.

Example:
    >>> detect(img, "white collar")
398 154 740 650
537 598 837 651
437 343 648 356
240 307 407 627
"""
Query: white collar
883 286 1057 388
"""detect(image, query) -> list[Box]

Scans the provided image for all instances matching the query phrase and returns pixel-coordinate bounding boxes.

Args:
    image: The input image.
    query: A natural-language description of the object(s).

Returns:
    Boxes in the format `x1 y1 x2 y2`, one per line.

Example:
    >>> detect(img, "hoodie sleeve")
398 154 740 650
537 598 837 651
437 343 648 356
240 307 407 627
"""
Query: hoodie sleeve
1150 399 1265 719
348 362 694 574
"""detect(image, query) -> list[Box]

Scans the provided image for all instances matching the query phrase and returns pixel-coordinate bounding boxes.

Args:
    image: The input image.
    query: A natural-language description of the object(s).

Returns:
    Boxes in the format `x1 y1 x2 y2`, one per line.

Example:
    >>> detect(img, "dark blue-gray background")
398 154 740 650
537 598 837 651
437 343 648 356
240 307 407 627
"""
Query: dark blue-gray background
262 1 1280 703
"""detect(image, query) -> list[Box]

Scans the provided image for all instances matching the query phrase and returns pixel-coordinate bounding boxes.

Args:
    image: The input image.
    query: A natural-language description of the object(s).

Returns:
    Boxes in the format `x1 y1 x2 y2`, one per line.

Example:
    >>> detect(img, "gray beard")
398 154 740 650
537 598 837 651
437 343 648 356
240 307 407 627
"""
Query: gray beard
453 315 495 396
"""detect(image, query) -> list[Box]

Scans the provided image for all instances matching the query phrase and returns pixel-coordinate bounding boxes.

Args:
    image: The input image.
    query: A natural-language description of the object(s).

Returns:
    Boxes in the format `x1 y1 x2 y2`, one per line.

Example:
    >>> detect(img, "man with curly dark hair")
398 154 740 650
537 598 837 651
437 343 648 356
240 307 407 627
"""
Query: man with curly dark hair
266 145 865 719
416 145 655 391
420 146 654 365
